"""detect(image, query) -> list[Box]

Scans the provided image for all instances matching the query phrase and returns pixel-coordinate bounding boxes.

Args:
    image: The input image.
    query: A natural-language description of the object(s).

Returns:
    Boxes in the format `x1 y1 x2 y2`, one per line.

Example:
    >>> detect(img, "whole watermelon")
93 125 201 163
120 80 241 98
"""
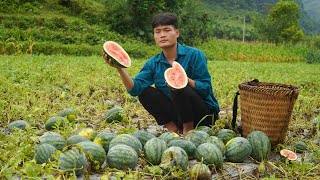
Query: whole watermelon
158 131 180 143
107 144 138 170
161 146 188 171
93 131 116 153
109 134 142 155
225 137 252 163
77 141 106 171
132 130 156 146
58 146 87 176
104 106 127 123
167 139 196 158
189 163 211 180
66 135 90 145
195 143 223 169
184 130 210 147
7 120 28 132
247 131 271 162
144 138 167 165
34 143 57 164
38 132 66 150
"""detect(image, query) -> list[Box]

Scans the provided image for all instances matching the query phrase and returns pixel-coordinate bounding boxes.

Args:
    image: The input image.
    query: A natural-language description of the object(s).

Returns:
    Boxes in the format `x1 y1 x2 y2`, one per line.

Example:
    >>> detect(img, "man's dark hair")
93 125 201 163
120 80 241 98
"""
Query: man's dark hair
152 13 178 29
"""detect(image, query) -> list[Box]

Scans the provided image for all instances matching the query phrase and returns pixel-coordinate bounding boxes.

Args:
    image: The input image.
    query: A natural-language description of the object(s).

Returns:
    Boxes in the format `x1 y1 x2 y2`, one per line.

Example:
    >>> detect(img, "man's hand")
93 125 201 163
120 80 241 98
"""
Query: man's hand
102 51 118 68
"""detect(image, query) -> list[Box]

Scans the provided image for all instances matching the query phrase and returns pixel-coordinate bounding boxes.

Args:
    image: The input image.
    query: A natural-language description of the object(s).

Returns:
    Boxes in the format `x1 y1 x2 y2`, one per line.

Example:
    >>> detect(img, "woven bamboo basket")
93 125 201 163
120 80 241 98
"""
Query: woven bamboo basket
239 80 299 145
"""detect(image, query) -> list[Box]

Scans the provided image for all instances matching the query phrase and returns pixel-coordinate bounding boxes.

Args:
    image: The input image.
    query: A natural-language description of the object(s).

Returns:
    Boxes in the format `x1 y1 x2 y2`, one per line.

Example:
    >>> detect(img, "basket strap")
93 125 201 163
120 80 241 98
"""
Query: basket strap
232 91 240 130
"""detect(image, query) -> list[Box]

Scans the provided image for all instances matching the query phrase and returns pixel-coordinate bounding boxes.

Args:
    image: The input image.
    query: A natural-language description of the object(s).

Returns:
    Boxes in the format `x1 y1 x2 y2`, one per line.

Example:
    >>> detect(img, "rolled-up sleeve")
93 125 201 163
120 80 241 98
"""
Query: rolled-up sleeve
127 62 154 96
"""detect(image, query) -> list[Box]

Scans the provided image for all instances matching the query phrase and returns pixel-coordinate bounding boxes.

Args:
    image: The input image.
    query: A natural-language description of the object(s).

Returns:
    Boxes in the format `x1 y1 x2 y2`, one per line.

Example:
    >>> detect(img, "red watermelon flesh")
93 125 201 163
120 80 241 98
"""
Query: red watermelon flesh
164 61 188 89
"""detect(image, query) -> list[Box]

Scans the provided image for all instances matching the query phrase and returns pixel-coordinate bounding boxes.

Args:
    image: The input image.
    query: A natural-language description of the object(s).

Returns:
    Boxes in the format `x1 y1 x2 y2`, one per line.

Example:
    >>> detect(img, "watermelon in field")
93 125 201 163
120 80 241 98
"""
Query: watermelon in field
107 144 138 170
205 136 226 155
189 163 211 180
66 135 90 145
58 108 77 121
78 128 97 140
7 120 28 133
93 131 116 153
144 138 167 165
160 146 188 171
45 116 68 130
216 129 237 144
38 132 66 150
104 106 128 123
58 146 87 176
247 131 271 162
77 141 106 171
225 137 252 163
158 131 180 143
34 143 57 164
132 130 156 146
109 134 142 155
195 143 223 169
167 139 196 158
185 130 210 147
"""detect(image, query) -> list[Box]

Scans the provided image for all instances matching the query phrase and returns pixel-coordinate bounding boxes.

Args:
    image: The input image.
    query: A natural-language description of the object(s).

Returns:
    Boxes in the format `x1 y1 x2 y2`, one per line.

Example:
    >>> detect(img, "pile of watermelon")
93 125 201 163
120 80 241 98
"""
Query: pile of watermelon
7 106 303 179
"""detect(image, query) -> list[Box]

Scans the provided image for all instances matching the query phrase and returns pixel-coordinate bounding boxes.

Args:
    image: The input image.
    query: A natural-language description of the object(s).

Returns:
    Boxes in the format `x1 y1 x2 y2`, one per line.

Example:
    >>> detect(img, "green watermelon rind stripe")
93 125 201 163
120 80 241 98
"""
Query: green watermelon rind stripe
144 138 167 165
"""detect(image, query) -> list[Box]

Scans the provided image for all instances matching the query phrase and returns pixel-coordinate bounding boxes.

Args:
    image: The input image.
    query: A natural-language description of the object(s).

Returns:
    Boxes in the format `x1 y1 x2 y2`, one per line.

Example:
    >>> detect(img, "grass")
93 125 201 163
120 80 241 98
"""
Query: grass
0 54 319 178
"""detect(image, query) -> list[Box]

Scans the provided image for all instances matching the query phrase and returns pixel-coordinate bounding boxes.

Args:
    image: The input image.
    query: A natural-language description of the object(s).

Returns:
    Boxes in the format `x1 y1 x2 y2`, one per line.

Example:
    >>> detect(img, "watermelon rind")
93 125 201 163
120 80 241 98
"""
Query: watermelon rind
144 138 167 165
185 130 210 147
167 139 196 158
107 144 138 170
34 143 57 164
7 120 28 132
247 131 271 162
103 41 131 68
132 130 156 146
189 163 211 180
77 141 106 171
58 146 87 176
67 135 90 145
195 143 223 169
164 61 188 89
161 146 189 171
45 116 68 130
38 132 66 150
109 134 142 155
225 137 252 163
205 136 226 155
58 108 77 121
93 131 116 153
104 106 128 123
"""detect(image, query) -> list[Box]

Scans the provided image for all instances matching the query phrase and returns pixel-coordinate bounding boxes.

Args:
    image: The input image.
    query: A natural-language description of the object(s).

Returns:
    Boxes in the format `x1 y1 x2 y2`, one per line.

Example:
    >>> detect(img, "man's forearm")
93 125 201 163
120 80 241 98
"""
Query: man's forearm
117 68 134 91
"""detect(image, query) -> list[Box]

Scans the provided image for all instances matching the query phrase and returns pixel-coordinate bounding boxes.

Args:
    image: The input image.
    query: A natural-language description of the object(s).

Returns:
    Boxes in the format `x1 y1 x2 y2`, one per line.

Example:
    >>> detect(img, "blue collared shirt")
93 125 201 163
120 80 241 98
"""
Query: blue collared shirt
128 43 220 113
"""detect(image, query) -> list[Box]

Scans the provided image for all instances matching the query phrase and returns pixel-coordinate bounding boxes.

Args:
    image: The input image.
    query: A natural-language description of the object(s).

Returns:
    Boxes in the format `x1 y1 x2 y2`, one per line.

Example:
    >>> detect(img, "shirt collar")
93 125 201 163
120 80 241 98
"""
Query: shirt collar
156 43 187 63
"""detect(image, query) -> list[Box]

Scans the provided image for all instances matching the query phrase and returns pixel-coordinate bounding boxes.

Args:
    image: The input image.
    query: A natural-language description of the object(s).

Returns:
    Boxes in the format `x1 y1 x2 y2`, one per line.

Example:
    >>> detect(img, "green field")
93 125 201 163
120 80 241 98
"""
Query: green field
0 54 319 178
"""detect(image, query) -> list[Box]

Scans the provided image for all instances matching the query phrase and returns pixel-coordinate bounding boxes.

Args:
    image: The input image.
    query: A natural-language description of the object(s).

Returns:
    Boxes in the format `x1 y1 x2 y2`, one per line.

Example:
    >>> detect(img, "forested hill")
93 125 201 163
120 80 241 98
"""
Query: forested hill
202 0 320 35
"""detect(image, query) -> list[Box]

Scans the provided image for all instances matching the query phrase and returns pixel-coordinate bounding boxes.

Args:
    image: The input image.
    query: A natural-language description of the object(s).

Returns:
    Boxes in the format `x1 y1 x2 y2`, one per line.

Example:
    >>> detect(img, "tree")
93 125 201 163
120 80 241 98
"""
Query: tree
255 1 304 43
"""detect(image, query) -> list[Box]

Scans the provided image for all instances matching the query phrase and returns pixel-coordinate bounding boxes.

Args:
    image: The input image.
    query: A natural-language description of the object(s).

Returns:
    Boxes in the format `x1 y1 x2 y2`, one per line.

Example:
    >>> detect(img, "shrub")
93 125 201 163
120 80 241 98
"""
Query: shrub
305 49 320 64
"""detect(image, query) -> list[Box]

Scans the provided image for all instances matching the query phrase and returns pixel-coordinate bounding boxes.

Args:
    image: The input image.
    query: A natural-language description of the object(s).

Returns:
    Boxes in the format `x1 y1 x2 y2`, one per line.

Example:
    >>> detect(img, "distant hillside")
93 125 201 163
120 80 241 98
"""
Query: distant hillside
201 0 320 35
302 0 320 25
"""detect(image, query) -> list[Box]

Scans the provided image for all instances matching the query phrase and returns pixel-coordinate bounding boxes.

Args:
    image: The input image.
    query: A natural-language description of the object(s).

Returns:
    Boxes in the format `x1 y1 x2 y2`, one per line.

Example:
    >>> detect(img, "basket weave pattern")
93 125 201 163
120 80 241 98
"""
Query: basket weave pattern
239 81 299 145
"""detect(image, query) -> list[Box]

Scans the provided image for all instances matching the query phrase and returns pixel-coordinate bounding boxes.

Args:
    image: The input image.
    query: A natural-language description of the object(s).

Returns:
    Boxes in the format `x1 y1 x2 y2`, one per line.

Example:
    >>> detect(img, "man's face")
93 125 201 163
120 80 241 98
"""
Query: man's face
153 25 179 49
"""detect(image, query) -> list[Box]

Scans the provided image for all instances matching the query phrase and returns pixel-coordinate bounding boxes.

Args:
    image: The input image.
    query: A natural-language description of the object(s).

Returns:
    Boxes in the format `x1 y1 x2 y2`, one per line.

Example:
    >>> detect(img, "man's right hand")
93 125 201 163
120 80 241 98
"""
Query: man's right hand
102 51 118 68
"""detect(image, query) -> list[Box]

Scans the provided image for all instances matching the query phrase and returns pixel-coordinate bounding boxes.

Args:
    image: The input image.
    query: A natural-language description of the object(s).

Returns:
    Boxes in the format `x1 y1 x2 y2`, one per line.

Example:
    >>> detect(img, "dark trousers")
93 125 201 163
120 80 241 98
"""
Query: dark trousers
138 86 218 130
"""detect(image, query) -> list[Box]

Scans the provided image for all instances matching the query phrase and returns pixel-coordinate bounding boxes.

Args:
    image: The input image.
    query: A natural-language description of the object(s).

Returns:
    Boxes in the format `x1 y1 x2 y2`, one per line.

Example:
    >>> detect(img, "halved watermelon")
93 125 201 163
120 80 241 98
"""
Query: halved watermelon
164 61 188 89
103 41 131 68
280 149 297 161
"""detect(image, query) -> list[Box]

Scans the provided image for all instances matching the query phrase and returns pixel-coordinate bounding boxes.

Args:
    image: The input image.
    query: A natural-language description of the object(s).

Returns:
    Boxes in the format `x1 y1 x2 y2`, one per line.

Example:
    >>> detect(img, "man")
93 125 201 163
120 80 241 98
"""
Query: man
102 12 219 134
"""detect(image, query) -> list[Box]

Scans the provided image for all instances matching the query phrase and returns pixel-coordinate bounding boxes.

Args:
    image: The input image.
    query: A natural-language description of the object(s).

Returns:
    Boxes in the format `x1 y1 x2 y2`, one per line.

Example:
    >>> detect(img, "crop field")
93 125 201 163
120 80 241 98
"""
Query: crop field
0 54 319 179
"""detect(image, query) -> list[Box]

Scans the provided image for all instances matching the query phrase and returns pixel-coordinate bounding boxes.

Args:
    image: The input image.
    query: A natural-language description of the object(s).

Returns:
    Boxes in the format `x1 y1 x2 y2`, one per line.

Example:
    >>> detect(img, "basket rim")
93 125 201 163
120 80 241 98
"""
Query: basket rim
239 81 299 97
